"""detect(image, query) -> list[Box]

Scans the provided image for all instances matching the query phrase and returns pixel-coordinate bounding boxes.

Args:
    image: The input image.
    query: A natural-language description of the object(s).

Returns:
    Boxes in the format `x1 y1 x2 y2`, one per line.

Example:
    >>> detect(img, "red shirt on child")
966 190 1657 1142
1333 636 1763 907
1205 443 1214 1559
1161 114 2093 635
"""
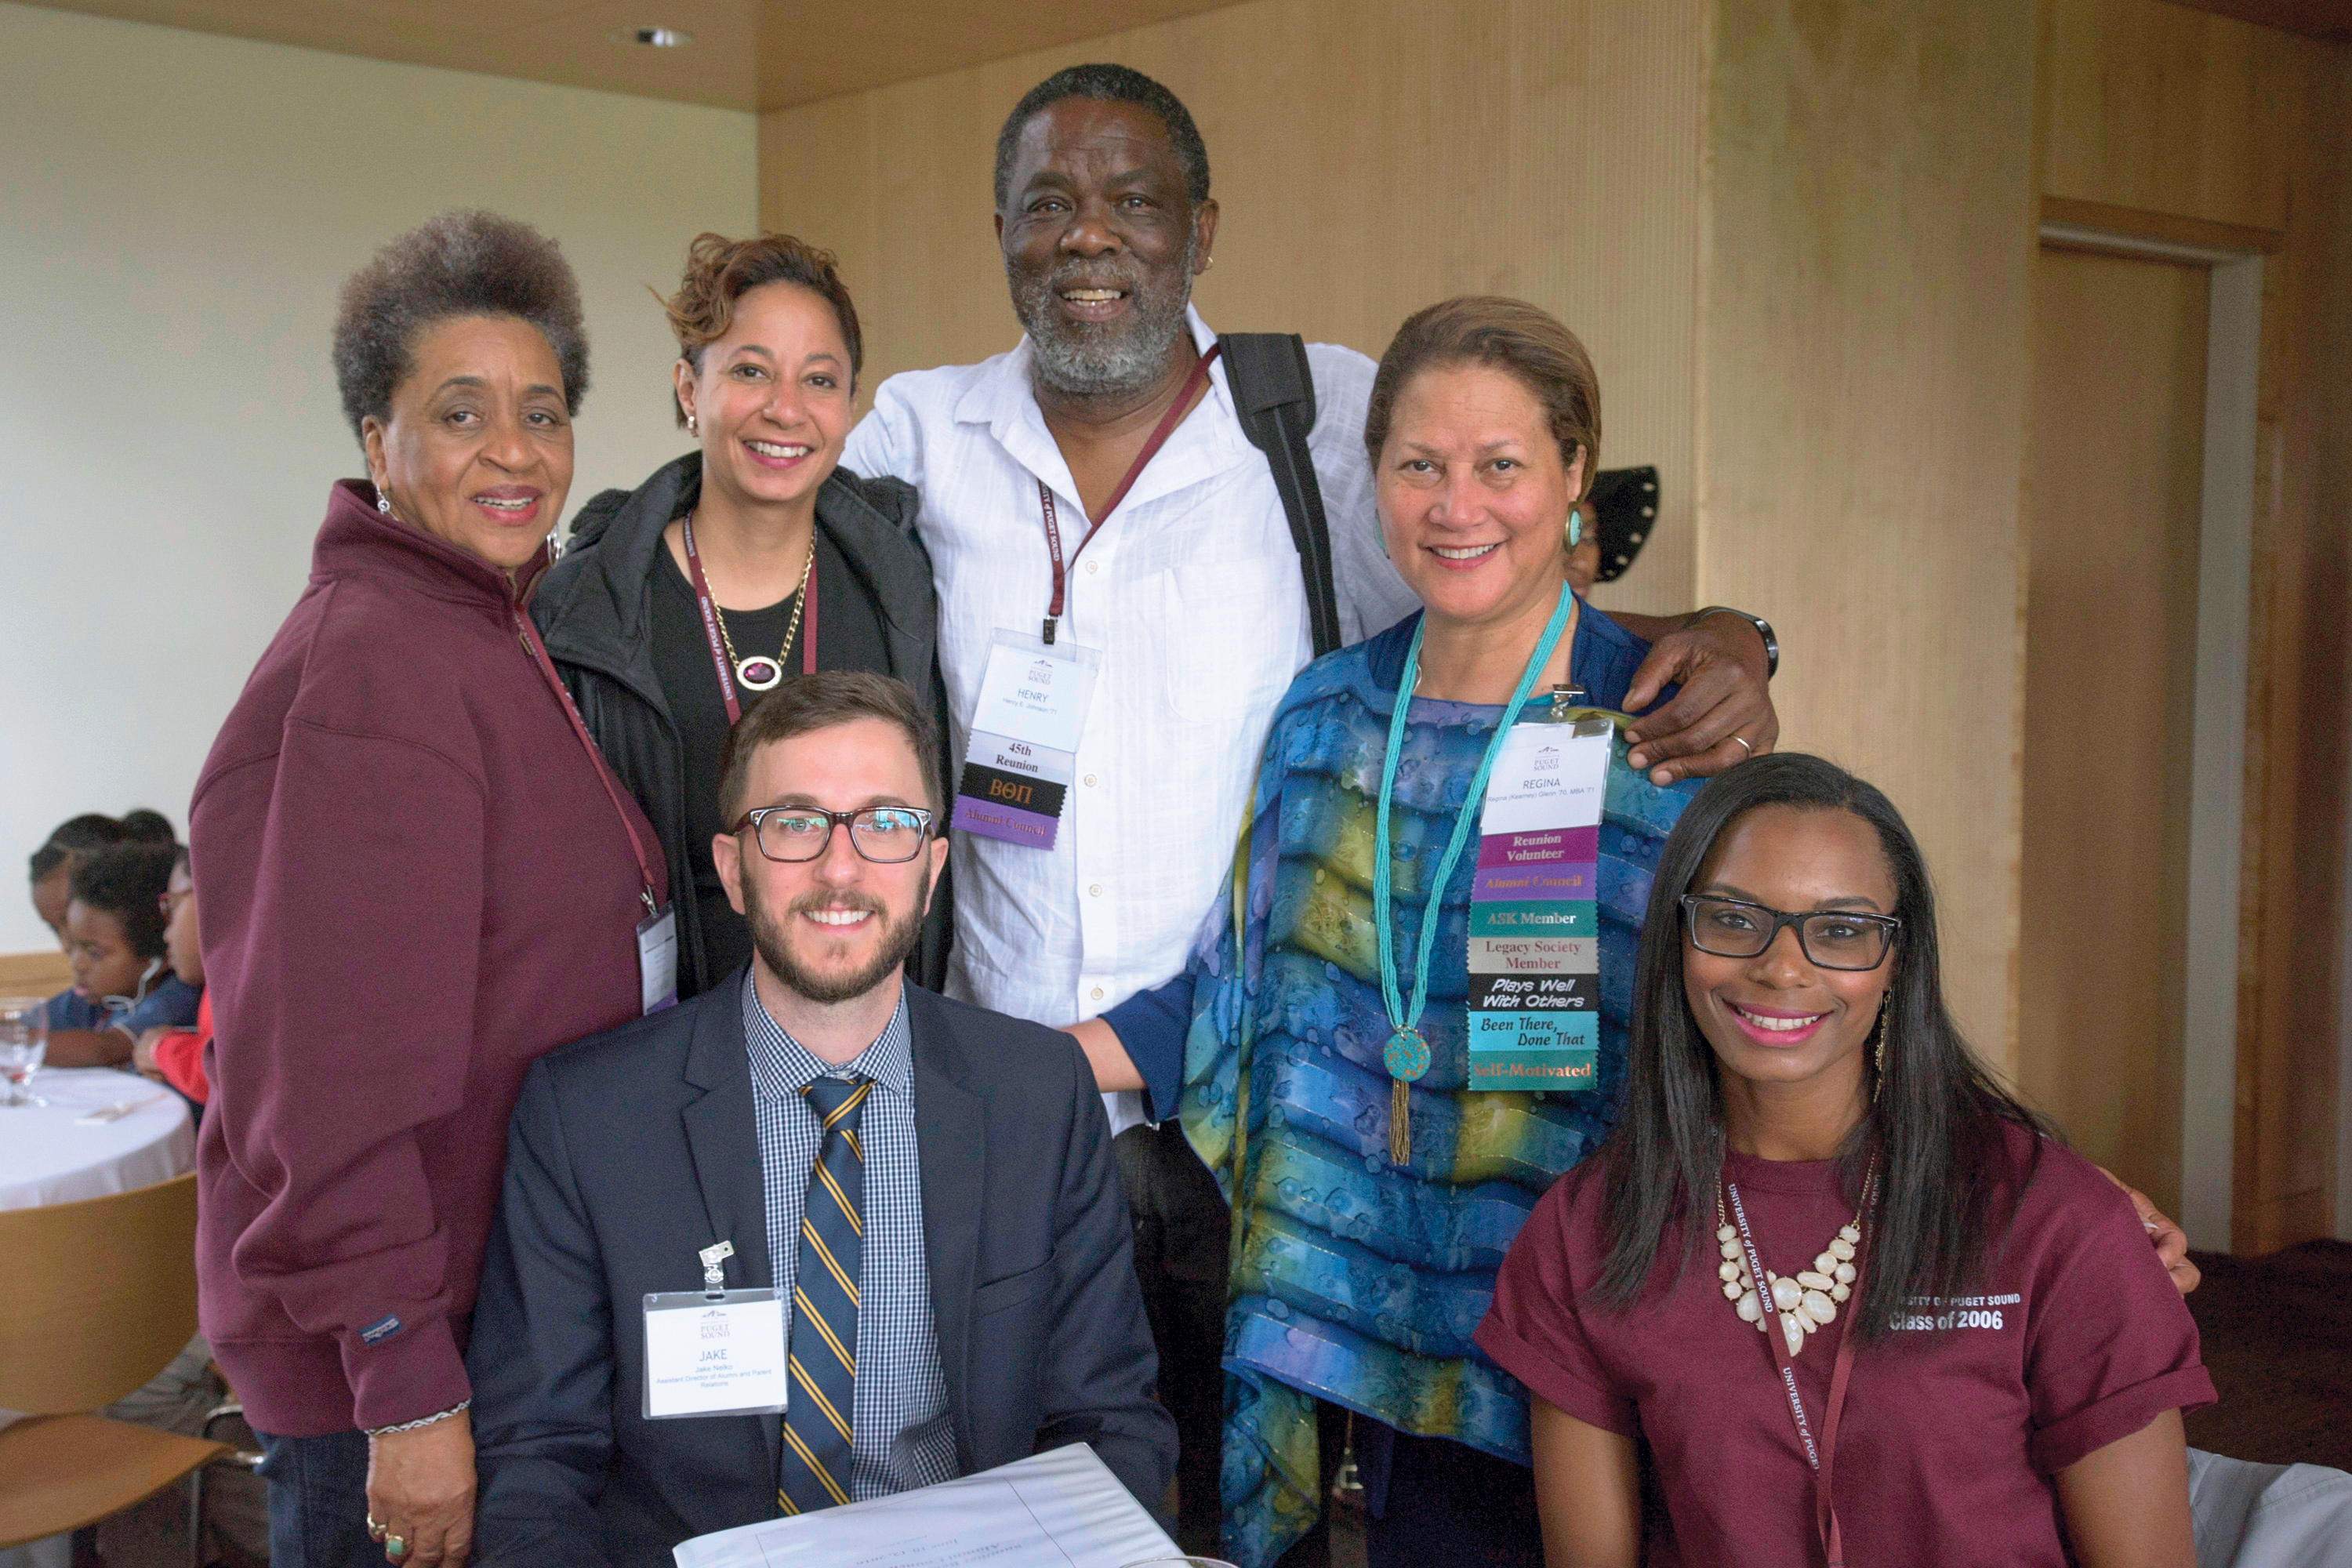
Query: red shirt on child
1476 1123 2212 1567
150 989 212 1104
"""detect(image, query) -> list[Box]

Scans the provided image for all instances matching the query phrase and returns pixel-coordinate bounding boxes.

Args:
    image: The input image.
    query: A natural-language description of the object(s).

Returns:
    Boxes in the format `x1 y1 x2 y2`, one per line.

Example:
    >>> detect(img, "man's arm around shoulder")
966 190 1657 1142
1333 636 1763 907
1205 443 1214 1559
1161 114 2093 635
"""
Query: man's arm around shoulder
468 1058 621 1568
1033 1035 1179 1508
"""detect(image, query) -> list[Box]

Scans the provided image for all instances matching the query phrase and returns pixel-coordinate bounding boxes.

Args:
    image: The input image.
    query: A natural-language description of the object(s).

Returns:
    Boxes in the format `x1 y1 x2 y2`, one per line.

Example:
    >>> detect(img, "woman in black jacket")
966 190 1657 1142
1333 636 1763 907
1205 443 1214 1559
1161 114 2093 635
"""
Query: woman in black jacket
534 232 953 998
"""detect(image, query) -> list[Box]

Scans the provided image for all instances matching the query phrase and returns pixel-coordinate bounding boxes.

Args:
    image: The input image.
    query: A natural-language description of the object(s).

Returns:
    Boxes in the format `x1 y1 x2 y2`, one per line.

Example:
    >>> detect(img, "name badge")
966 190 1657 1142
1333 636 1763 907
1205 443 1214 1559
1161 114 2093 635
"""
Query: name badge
1466 718 1613 1091
642 1240 789 1420
954 629 1101 851
637 906 679 1015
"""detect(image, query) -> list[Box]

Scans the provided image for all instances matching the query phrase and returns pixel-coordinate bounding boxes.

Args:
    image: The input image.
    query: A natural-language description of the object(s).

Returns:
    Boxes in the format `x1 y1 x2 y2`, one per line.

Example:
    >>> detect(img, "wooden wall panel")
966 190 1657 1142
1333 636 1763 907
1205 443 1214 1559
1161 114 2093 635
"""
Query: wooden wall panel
2044 0 2352 1250
760 0 1704 614
2232 42 2352 1250
2044 0 2295 231
1701 0 2041 1064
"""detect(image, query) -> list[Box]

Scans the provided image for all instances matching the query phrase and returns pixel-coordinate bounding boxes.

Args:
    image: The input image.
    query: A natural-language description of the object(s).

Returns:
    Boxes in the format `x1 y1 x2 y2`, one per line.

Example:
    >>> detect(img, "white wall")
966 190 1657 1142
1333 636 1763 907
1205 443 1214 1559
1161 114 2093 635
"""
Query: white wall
0 2 756 951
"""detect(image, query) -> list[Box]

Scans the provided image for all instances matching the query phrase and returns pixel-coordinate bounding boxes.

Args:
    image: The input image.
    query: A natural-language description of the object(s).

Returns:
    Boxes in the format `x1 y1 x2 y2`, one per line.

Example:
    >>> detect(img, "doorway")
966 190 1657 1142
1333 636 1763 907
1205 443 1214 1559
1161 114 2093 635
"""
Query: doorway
2020 246 2209 1217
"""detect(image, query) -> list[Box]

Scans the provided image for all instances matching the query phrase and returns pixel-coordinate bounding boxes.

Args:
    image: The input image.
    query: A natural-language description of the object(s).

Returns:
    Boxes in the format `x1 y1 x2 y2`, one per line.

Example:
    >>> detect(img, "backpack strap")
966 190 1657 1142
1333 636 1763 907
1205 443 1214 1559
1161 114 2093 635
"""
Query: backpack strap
1220 332 1344 657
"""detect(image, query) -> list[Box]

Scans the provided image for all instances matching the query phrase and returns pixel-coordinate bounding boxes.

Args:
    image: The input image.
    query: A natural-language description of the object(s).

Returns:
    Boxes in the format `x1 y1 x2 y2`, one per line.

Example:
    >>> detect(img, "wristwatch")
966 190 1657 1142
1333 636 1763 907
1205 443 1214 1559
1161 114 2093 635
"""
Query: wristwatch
1696 607 1778 681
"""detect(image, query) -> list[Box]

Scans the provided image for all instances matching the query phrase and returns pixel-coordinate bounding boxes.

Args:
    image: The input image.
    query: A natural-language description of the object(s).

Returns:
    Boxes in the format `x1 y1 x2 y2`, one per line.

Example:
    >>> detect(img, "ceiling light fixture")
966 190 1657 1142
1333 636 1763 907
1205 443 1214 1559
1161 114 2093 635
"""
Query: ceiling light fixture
615 25 694 46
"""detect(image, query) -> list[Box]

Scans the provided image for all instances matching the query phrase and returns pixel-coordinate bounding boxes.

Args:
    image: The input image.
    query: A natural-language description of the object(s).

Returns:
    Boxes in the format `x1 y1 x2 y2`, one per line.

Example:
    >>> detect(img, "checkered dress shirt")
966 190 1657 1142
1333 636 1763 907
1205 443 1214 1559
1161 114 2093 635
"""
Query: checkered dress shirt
742 975 957 1501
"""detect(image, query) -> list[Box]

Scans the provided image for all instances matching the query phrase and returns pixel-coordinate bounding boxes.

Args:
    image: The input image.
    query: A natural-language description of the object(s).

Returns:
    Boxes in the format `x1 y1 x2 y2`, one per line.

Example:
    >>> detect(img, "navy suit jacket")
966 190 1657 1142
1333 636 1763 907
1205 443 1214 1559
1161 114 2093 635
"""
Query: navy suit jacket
467 975 1176 1567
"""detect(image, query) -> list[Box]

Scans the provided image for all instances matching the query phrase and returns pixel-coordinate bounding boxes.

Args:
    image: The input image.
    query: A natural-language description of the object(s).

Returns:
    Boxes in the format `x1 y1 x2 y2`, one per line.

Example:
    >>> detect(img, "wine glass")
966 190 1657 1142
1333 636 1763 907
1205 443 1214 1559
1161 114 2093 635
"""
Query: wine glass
0 996 49 1107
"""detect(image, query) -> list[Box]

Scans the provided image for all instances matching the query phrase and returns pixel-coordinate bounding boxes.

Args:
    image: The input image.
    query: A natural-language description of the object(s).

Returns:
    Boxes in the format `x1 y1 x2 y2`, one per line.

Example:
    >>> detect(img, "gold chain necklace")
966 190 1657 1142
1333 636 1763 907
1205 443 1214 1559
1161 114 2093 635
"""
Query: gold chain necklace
694 513 815 693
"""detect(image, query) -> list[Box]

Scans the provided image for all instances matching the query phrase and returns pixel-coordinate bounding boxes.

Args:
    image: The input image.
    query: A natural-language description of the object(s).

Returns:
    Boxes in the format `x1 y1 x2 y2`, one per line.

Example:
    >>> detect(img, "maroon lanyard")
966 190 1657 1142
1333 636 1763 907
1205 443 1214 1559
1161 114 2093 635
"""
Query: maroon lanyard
1724 1173 1871 1568
680 517 821 725
1037 341 1222 644
513 607 663 918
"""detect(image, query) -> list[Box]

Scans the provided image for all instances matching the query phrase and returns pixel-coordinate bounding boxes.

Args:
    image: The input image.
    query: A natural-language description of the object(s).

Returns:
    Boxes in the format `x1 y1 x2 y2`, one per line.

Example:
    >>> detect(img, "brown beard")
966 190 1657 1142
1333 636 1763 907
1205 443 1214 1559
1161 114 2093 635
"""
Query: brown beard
742 875 928 1005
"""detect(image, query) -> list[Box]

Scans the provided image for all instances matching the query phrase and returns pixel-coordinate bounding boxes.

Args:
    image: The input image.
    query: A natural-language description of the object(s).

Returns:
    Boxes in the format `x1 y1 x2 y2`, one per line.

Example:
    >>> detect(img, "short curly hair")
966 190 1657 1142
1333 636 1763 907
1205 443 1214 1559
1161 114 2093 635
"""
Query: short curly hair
1363 296 1601 502
28 809 173 884
663 232 862 424
993 64 1210 212
330 209 590 441
69 842 177 960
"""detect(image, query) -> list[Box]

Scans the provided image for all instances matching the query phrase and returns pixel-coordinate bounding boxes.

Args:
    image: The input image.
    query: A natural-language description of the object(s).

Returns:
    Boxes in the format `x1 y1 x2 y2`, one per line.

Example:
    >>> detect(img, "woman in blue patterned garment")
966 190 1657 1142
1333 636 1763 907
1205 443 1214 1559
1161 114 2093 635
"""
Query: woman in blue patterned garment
1073 296 1721 1566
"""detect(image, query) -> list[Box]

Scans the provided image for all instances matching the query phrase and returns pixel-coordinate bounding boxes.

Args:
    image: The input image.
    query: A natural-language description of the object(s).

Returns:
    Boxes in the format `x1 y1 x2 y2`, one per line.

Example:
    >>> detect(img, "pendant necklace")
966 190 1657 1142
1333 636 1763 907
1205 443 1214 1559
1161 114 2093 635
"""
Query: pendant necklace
1717 1171 1870 1356
1370 582 1577 1166
1722 1167 1875 1567
682 511 813 693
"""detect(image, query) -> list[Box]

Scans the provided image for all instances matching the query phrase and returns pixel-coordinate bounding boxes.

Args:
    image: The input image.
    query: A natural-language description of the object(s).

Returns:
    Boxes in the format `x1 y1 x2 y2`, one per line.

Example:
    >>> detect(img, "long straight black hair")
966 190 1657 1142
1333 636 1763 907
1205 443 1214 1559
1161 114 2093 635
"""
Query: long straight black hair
1592 753 2051 1344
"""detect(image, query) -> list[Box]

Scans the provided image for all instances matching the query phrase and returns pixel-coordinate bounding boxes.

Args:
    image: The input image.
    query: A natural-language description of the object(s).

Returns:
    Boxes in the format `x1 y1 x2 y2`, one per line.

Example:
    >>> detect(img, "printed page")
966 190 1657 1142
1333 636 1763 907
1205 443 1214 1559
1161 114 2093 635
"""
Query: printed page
671 1443 1180 1568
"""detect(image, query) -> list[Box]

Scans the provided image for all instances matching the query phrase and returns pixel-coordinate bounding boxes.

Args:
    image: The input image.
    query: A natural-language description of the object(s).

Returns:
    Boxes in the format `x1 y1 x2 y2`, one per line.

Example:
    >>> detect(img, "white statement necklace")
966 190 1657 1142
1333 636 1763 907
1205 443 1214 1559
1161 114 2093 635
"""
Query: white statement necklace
1717 1185 1861 1357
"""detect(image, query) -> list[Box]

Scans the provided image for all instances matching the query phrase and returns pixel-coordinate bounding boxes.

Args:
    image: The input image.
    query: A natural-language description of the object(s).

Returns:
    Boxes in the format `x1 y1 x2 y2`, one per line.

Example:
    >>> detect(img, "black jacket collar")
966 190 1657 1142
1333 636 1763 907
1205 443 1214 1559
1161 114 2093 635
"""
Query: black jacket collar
533 452 931 707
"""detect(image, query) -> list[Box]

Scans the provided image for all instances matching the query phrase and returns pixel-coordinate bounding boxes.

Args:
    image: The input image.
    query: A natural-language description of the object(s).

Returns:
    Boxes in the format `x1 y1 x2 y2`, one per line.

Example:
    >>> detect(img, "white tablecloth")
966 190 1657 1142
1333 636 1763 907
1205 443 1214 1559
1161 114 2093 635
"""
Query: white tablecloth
0 1069 199 1567
0 1066 194 1210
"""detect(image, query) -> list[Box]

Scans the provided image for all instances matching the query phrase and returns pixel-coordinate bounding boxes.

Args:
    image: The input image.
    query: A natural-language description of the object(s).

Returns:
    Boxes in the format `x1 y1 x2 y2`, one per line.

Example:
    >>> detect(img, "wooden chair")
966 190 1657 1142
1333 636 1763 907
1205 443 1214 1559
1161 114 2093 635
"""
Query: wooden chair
0 1174 233 1559
0 948 73 999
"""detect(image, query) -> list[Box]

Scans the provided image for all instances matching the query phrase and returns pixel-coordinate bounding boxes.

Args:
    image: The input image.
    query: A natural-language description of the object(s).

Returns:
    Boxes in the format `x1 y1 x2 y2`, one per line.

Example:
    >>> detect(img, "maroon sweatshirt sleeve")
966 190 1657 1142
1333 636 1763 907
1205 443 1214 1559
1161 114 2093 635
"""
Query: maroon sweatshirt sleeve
207 717 488 1430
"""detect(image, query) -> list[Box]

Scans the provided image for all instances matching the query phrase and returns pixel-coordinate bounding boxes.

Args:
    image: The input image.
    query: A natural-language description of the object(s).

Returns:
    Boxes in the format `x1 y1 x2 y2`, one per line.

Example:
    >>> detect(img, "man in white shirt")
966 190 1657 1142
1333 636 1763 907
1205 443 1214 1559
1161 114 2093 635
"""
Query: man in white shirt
840 62 1779 1546
844 64 1777 1112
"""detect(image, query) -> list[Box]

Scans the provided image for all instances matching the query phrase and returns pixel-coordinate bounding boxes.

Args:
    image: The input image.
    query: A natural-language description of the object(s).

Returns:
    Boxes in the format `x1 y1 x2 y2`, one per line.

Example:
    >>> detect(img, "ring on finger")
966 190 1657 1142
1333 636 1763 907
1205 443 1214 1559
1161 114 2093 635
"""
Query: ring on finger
384 1535 408 1560
1730 734 1754 755
367 1515 388 1542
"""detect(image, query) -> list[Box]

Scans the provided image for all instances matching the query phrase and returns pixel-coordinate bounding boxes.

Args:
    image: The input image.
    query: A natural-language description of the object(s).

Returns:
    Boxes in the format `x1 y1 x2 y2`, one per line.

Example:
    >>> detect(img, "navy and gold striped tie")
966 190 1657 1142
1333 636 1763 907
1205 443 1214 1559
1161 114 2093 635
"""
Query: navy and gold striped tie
779 1074 871 1515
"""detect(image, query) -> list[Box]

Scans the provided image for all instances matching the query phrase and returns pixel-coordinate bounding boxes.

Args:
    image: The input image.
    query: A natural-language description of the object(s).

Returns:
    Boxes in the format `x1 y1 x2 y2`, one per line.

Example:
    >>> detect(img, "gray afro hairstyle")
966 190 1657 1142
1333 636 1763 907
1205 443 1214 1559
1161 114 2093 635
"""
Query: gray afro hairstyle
330 209 590 441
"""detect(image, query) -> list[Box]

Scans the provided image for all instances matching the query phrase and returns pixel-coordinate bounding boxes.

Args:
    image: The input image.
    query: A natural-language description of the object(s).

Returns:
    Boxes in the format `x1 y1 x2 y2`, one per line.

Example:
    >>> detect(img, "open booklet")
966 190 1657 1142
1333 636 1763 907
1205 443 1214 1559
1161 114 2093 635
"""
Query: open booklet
670 1442 1183 1567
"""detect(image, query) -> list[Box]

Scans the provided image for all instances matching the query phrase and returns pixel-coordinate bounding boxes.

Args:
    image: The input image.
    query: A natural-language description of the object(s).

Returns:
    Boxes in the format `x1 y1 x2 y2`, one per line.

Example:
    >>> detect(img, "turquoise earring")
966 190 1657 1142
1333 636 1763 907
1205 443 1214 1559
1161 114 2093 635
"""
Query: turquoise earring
1566 507 1584 550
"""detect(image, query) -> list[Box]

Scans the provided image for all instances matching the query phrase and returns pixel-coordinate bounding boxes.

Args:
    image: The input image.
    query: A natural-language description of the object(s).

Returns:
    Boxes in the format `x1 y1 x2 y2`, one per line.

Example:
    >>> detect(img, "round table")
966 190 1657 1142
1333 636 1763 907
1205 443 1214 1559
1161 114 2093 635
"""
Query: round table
0 1069 198 1568
0 1066 194 1210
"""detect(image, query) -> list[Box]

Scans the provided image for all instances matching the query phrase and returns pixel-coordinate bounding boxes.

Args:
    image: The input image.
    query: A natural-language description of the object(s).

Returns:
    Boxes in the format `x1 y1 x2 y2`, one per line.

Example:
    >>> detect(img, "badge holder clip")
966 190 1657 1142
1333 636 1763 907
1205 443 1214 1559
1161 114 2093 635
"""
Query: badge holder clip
641 1239 790 1421
1543 684 1617 742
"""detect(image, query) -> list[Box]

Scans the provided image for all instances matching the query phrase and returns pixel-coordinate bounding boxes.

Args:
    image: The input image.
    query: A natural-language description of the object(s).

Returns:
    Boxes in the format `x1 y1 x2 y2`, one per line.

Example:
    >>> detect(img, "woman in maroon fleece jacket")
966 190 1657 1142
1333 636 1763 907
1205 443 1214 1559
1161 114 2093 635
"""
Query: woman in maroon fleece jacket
192 212 668 1568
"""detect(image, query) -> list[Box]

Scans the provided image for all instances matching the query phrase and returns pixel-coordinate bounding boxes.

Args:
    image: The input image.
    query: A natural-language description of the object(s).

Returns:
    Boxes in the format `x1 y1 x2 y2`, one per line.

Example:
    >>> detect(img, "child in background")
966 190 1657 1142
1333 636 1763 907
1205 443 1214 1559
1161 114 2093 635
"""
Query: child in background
134 848 212 1104
45 841 201 1067
27 808 176 946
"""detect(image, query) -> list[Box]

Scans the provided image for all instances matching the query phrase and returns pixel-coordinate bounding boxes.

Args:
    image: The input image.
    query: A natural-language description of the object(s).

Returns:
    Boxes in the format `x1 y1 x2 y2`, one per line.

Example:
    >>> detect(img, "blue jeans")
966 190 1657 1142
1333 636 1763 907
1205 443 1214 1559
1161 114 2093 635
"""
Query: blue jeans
256 1428 380 1568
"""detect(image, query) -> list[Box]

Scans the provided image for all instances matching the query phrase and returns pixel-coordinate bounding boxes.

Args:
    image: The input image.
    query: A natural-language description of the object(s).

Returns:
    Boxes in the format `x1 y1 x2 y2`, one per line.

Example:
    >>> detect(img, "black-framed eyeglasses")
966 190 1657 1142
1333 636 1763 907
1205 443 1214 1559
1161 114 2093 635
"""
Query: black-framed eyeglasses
1679 895 1900 971
732 805 935 864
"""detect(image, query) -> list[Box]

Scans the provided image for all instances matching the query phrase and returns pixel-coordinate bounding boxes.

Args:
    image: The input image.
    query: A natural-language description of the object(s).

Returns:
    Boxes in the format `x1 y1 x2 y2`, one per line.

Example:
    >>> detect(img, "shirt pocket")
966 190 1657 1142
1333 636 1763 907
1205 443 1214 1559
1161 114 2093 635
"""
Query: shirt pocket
1158 557 1305 724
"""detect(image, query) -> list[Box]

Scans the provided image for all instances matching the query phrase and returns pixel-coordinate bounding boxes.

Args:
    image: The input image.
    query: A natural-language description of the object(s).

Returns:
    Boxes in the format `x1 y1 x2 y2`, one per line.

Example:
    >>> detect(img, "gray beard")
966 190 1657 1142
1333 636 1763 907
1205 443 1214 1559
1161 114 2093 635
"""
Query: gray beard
1012 234 1197 400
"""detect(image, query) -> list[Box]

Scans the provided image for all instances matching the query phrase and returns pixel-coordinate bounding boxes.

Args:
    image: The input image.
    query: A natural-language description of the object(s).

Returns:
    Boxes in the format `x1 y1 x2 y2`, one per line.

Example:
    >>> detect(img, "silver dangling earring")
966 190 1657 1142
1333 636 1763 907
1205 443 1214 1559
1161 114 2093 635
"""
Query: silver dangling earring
686 412 699 436
376 486 392 515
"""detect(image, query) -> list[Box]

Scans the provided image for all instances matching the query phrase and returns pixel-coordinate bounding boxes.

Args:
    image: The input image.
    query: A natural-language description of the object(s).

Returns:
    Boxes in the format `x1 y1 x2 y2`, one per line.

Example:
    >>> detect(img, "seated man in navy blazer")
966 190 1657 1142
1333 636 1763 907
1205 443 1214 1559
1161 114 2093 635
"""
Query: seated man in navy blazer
468 671 1175 1566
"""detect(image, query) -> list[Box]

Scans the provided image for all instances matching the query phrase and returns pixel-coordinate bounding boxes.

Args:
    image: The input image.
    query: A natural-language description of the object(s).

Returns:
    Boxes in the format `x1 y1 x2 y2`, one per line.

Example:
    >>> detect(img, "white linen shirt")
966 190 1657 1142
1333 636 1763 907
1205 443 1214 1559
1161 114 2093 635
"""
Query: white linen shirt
844 308 1417 1133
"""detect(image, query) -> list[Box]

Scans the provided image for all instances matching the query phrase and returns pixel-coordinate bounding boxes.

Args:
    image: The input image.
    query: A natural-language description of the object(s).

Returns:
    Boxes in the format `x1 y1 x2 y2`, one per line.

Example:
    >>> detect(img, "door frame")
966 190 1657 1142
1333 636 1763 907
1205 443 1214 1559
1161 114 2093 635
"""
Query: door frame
2037 219 2263 1252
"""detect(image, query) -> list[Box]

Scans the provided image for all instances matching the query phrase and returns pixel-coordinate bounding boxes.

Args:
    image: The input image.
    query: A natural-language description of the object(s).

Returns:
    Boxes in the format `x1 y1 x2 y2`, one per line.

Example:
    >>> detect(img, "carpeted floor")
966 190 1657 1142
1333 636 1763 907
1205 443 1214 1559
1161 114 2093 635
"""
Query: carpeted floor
2183 1240 2352 1474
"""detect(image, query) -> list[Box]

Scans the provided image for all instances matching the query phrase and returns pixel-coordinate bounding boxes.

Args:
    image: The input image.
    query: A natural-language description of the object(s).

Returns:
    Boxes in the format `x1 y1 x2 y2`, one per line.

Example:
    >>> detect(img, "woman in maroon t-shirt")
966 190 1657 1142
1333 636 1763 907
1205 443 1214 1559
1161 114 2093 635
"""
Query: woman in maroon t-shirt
1477 753 2211 1567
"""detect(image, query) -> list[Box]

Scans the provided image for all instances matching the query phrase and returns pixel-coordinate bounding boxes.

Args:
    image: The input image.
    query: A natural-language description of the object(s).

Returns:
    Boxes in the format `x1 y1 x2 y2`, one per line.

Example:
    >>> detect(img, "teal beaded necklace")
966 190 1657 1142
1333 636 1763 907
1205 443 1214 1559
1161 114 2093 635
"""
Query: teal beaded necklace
1372 581 1577 1164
